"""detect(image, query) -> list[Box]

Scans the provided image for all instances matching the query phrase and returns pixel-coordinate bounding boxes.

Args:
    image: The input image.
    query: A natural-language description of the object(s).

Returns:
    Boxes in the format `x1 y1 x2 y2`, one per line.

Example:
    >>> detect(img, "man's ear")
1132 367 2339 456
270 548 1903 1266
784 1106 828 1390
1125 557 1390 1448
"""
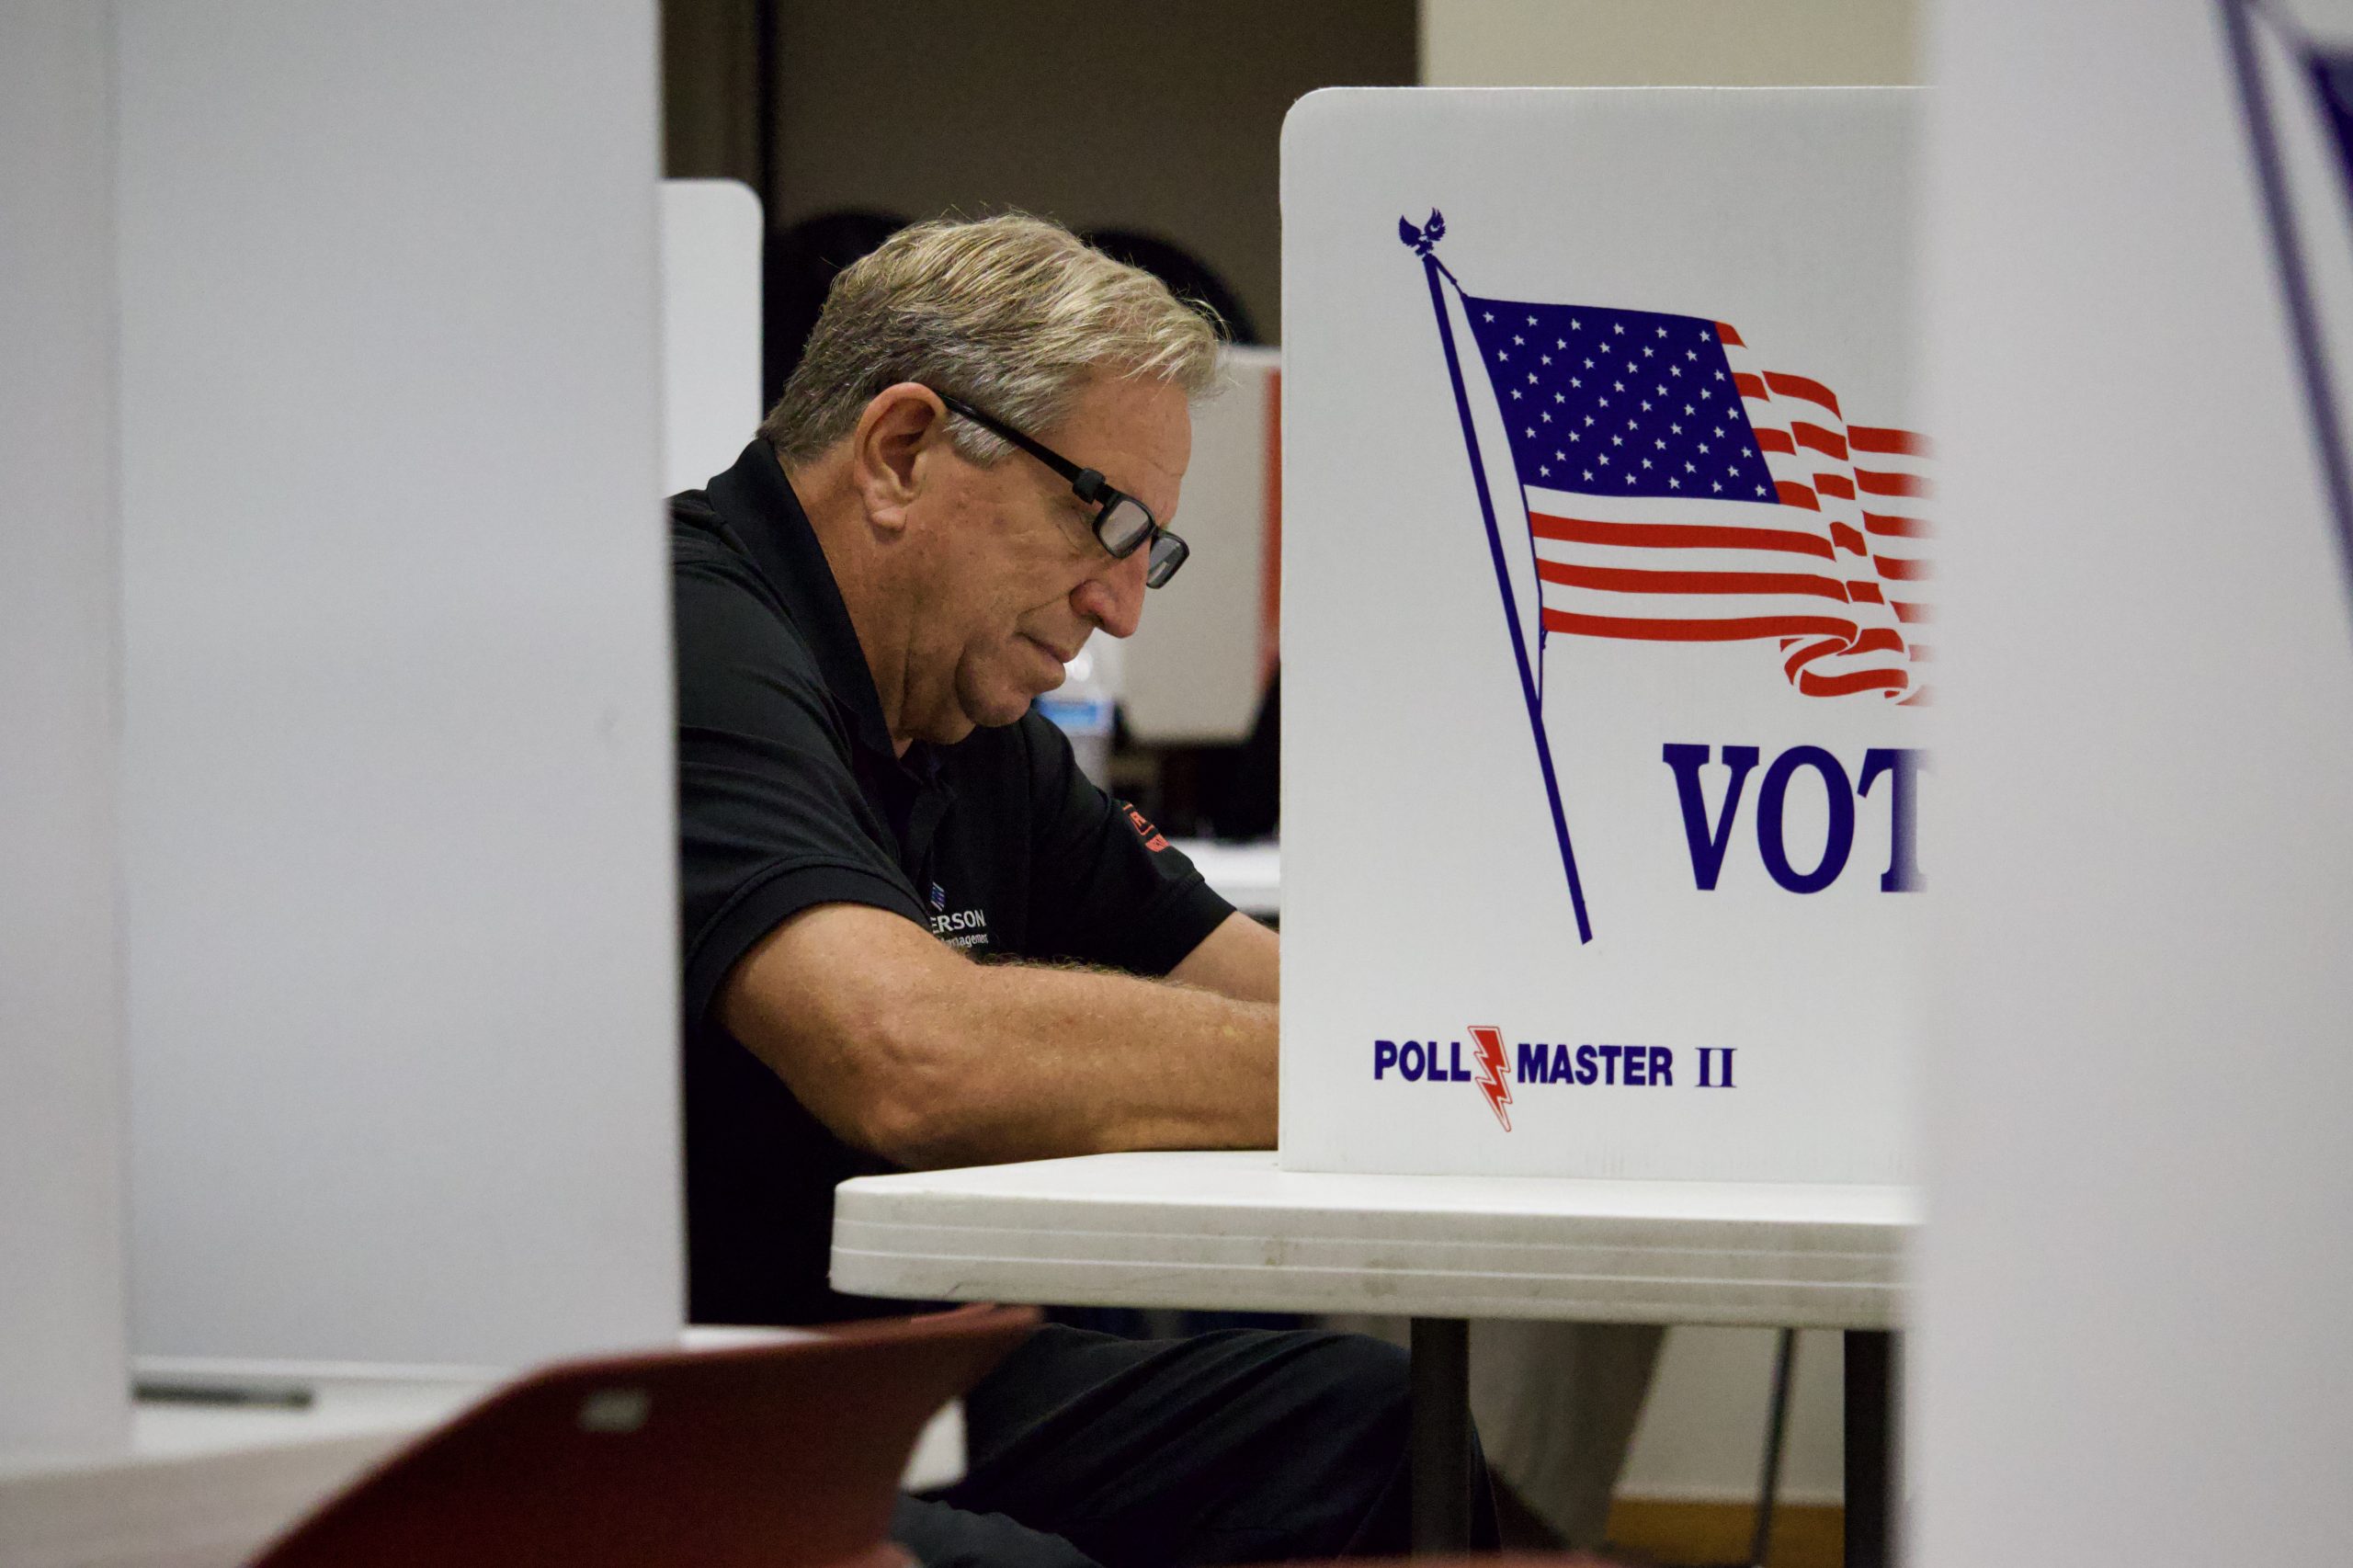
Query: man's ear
848 383 951 534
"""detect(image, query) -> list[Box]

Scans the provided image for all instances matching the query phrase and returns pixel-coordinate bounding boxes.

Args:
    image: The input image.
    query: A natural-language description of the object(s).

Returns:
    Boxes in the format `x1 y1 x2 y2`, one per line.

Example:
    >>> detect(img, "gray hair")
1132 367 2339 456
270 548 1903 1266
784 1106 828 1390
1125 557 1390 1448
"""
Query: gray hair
758 212 1226 467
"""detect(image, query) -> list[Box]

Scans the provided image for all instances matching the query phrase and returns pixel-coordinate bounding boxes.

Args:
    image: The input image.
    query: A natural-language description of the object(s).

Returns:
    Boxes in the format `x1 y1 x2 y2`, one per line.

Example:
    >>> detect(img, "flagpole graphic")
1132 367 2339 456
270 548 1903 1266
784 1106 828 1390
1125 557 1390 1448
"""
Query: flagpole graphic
1404 211 1934 939
1405 212 1594 944
2220 0 2353 616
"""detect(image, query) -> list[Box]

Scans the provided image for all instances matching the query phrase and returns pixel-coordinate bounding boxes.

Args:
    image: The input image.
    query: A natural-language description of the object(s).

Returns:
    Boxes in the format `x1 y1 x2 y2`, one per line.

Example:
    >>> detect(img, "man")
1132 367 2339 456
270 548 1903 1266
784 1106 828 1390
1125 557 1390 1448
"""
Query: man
671 214 1470 1567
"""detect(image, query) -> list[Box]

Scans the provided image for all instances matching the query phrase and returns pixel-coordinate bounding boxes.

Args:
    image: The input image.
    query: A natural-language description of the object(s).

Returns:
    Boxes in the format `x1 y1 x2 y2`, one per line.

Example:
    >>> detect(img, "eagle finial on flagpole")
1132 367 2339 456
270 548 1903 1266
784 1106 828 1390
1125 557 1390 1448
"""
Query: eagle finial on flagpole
1398 209 1446 256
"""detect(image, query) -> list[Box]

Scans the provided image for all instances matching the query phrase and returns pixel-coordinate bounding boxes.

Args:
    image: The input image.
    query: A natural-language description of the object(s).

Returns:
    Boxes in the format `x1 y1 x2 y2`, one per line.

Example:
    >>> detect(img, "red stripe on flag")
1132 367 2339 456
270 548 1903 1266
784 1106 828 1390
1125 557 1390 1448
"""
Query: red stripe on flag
1908 643 1936 662
1874 555 1933 582
1763 371 1842 414
1792 421 1849 460
1893 600 1932 624
1847 581 1884 603
1783 636 1846 678
1863 510 1932 538
1776 481 1820 510
1849 426 1931 456
1857 469 1931 498
1754 427 1795 454
1799 665 1908 698
1829 522 1867 553
1782 637 1911 689
1733 371 1768 401
1814 472 1856 501
1535 559 1851 599
1528 511 1835 560
1779 635 1854 673
1850 626 1907 654
1715 321 1745 347
1544 609 1857 642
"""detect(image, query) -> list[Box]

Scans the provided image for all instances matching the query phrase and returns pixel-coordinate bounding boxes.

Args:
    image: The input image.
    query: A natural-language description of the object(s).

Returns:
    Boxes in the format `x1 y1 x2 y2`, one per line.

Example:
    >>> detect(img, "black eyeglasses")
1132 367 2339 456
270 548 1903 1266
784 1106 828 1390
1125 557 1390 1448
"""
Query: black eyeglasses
934 392 1189 589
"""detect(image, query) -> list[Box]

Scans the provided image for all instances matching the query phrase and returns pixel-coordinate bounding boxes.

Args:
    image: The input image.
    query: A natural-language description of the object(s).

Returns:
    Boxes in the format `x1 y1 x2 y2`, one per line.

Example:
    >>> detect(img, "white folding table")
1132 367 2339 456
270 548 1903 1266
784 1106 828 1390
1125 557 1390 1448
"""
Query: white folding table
834 1150 1915 1564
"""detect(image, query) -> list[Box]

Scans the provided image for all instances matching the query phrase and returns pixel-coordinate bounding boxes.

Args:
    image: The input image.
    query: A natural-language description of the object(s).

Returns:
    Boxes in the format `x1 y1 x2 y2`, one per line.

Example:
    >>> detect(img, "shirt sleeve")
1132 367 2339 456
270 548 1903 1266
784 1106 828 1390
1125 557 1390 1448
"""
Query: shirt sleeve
1017 711 1237 976
673 557 927 1029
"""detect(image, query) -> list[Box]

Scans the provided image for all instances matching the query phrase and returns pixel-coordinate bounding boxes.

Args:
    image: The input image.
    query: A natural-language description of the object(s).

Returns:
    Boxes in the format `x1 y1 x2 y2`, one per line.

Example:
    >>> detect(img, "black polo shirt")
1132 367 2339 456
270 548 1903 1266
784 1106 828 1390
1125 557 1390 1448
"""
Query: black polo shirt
671 439 1234 1326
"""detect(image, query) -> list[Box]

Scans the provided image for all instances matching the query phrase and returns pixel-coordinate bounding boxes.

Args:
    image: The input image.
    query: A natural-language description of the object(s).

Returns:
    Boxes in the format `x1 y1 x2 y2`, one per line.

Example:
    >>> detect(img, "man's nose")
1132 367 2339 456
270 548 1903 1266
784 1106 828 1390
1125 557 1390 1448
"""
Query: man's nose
1073 547 1149 638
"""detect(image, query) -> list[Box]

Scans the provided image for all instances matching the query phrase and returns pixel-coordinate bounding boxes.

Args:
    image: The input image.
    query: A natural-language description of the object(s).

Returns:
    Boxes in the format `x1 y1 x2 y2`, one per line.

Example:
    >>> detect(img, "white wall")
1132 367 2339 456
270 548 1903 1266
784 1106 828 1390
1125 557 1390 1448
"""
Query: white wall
1415 0 1919 1510
1917 2 2353 1562
0 0 132 1460
118 0 683 1370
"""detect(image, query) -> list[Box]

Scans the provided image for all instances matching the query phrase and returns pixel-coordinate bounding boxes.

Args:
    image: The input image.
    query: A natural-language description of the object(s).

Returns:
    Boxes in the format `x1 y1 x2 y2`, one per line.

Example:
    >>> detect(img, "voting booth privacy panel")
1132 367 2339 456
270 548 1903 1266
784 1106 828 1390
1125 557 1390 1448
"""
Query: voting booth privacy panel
2231 0 2353 509
1120 346 1283 746
1 2 131 1457
1281 88 1926 1182
661 179 765 494
1917 3 2353 1563
119 1 680 1372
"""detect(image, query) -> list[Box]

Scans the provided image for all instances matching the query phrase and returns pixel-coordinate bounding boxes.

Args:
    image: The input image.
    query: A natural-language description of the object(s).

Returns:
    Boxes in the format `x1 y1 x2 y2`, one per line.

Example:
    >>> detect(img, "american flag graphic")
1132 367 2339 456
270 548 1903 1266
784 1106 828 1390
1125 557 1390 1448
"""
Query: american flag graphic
1402 211 1932 941
1452 275 1934 702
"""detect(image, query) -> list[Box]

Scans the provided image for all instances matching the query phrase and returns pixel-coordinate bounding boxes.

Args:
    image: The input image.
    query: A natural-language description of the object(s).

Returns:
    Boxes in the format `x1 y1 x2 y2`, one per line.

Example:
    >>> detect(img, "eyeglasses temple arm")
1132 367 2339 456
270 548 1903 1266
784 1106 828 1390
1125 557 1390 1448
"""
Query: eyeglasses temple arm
934 392 1087 488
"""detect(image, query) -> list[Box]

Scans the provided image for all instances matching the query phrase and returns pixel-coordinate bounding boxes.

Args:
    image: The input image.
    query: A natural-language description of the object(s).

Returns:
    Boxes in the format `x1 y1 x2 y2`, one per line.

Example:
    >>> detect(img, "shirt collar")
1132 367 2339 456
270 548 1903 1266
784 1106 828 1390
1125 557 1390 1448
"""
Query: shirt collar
704 438 900 760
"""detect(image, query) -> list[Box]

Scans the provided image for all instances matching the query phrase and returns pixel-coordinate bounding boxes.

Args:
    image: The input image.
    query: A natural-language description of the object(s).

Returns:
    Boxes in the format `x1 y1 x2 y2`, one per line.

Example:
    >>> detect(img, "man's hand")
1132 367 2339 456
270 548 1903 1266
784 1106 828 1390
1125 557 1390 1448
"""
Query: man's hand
717 903 1278 1171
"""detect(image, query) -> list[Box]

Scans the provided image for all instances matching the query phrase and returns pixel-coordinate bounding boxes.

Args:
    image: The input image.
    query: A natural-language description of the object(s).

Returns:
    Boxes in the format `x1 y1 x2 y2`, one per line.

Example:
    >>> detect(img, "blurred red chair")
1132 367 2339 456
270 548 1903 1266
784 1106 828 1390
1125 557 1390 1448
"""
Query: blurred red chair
1279 1544 1647 1553
247 1304 1039 1568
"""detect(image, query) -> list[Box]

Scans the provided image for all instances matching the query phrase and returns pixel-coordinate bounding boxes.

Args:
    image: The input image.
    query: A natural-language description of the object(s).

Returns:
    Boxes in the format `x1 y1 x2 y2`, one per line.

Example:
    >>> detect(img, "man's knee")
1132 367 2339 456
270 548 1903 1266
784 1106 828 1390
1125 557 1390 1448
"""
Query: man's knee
1302 1331 1411 1415
1271 1330 1412 1459
1160 1326 1412 1468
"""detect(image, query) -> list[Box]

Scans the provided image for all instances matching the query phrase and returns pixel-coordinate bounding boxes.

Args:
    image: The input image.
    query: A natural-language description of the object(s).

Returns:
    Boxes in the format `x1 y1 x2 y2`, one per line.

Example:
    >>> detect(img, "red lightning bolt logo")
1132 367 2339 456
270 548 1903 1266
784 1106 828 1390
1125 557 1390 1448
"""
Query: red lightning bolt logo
1469 1026 1513 1131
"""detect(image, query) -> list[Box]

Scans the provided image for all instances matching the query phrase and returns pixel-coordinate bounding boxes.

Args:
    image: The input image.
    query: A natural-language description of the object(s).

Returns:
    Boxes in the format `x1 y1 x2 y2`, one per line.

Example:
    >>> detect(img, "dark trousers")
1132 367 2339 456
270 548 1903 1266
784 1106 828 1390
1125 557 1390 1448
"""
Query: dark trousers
893 1324 1495 1568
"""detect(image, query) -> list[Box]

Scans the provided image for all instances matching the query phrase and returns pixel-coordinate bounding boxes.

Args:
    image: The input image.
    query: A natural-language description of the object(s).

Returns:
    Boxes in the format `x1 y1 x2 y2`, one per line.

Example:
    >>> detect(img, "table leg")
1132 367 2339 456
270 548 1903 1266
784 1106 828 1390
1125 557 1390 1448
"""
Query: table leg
1748 1326 1799 1566
1843 1329 1900 1568
1409 1316 1473 1551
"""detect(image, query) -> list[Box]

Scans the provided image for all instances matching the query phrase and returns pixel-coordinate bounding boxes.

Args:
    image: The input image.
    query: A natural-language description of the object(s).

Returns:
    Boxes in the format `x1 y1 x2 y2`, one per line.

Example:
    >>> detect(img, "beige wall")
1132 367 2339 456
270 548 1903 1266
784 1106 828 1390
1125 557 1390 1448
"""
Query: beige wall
762 0 1417 343
1421 0 1916 86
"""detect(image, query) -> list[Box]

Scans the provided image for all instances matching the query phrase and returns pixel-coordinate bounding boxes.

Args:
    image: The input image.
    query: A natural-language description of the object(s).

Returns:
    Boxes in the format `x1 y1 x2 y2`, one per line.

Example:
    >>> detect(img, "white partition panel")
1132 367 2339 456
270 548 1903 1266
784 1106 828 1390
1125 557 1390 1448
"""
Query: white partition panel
660 179 765 494
1281 88 1925 1181
1122 346 1281 745
118 1 681 1369
0 0 131 1460
1920 2 2353 1563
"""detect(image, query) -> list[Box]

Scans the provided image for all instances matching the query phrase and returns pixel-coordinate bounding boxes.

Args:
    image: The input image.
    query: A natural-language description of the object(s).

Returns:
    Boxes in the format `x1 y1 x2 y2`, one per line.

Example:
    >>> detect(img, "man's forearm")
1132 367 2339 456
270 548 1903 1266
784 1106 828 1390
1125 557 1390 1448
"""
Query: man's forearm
718 902 1278 1171
887 959 1276 1169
